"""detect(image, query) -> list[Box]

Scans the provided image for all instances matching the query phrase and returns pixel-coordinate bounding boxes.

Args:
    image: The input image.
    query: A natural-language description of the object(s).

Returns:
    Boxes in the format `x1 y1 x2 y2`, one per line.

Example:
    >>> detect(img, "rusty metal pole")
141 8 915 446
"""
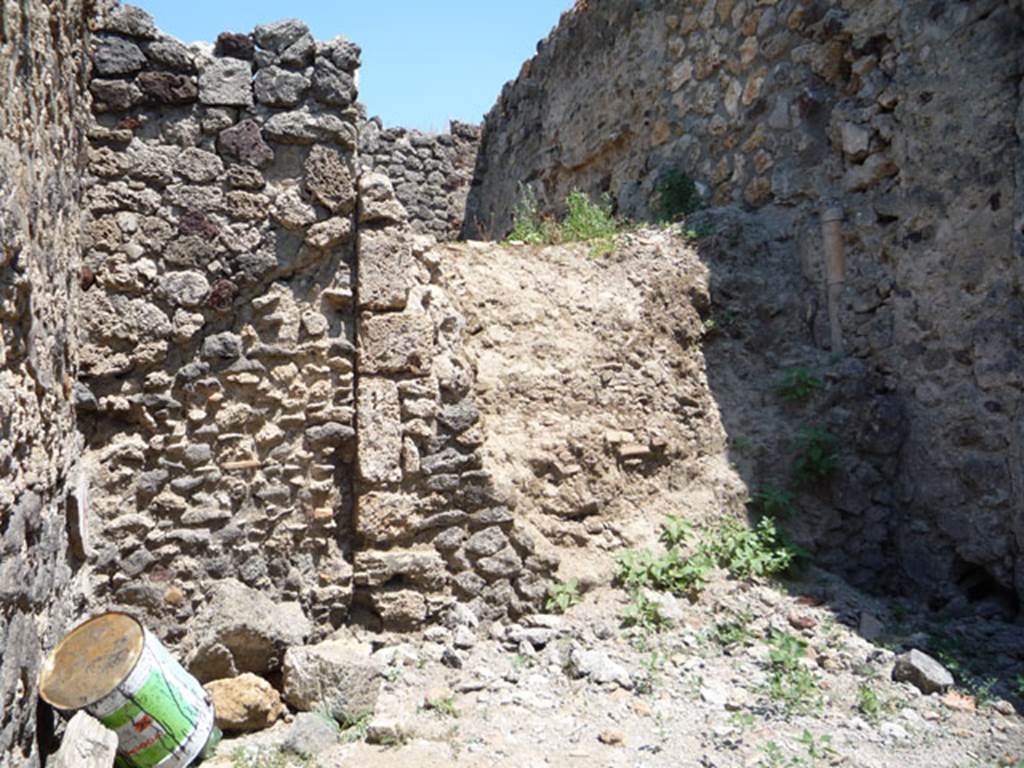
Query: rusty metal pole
822 206 845 356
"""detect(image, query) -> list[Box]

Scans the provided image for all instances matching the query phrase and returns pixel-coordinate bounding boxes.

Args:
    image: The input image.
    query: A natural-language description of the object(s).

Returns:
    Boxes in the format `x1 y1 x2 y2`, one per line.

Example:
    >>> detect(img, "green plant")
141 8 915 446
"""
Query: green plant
765 631 820 715
776 368 823 403
561 190 619 242
1015 673 1024 699
968 676 1000 709
798 730 836 761
856 684 883 722
683 218 716 240
615 549 658 590
545 578 581 614
339 711 372 744
792 426 838 486
634 650 665 695
730 711 756 731
655 169 702 222
703 311 736 335
660 514 693 548
615 546 715 598
712 611 755 649
760 742 806 768
425 695 459 719
507 186 545 244
622 590 671 633
748 486 797 521
730 435 754 454
710 516 802 581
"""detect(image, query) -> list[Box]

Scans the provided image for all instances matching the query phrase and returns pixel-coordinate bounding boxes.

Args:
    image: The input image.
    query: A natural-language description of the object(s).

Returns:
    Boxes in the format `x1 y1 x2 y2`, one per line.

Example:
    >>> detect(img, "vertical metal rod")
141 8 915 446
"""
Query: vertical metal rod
822 206 845 356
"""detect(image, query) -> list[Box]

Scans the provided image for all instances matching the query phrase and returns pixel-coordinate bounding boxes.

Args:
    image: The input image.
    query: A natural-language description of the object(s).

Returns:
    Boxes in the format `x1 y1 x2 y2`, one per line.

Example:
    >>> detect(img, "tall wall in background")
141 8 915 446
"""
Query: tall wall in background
0 0 96 764
466 0 1024 607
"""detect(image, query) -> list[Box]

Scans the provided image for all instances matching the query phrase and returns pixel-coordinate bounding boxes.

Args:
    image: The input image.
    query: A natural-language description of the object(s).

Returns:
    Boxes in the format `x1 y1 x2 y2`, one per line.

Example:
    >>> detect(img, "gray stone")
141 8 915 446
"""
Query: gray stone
263 109 358 147
278 33 316 69
103 5 158 38
356 378 402 485
93 35 147 76
320 36 361 72
52 712 118 768
271 188 317 230
305 422 355 449
438 402 479 434
892 649 954 694
476 546 524 581
283 713 340 758
90 78 143 111
187 579 313 681
202 332 243 360
254 19 310 53
465 526 509 558
158 270 210 308
282 639 381 722
176 147 224 182
568 647 632 689
312 58 356 106
306 217 353 250
358 172 407 224
142 37 196 72
253 66 310 107
358 313 433 375
199 58 254 106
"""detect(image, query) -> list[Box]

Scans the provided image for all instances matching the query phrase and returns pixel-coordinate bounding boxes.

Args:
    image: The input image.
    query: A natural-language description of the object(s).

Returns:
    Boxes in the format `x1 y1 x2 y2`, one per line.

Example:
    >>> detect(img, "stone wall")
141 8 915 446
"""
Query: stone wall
0 0 95 764
78 7 549 643
360 119 479 242
465 0 1024 608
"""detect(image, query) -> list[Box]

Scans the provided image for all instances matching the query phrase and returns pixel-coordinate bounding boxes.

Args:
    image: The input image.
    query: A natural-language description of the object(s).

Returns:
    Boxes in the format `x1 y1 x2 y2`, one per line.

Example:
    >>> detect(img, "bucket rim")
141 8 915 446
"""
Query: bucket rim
39 611 146 712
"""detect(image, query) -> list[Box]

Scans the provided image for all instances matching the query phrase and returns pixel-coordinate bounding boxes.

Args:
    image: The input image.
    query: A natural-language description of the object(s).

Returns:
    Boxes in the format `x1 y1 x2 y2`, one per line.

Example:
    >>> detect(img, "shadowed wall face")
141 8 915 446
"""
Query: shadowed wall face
0 1 95 764
466 0 1024 608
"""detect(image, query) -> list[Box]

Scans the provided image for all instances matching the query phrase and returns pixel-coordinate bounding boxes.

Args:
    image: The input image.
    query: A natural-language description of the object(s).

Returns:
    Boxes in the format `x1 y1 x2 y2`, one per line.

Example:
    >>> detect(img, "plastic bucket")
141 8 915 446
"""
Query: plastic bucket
39 612 217 768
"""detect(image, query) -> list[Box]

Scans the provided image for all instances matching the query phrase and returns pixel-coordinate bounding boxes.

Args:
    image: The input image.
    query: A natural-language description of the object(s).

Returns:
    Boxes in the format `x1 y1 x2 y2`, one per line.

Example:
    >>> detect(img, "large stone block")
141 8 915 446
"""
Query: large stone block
282 639 381 721
205 673 285 732
358 228 412 310
186 579 313 681
52 712 118 768
354 549 448 590
359 312 433 375
199 57 254 106
304 145 356 214
356 491 417 544
357 378 402 485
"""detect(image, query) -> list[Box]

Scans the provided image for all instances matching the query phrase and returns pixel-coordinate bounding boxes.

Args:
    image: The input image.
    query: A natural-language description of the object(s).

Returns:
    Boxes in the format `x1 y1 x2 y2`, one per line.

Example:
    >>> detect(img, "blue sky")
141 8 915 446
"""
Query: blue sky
137 1 572 131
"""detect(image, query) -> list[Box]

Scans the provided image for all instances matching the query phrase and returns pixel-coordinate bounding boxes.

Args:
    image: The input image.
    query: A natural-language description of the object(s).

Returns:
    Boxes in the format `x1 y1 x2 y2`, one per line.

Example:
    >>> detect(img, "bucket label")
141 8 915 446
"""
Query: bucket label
90 631 214 768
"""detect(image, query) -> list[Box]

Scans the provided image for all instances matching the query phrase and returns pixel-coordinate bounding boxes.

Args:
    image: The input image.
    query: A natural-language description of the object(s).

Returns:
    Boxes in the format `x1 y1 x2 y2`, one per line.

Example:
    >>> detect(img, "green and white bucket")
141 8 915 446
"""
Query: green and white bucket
40 612 220 768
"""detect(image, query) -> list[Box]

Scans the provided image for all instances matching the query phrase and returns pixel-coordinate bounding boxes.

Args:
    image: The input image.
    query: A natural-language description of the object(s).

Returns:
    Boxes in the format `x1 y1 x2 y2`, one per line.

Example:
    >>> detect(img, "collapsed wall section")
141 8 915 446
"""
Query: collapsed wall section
0 1 95 764
467 0 1024 607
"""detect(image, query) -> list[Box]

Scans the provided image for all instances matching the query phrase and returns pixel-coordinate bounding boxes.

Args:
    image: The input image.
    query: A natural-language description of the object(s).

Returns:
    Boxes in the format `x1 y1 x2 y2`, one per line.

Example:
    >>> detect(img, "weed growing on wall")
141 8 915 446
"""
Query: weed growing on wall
655 168 702 222
792 426 838 487
508 185 546 244
506 188 622 256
